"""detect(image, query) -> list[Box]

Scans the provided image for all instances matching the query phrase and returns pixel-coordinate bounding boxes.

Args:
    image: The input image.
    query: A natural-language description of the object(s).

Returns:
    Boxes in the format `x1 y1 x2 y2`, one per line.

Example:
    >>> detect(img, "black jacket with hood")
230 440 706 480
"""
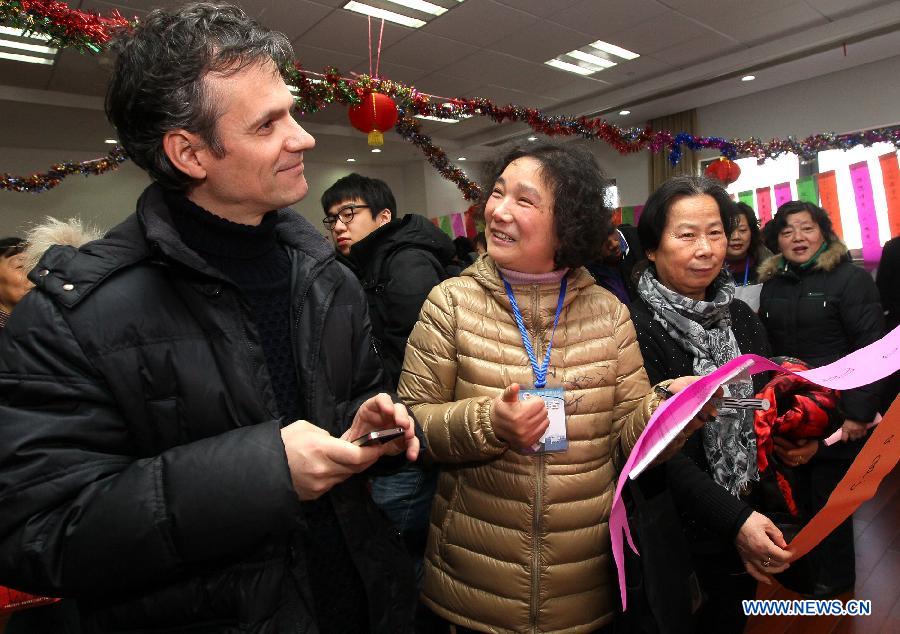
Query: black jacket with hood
348 213 456 388
0 184 414 633
758 240 884 438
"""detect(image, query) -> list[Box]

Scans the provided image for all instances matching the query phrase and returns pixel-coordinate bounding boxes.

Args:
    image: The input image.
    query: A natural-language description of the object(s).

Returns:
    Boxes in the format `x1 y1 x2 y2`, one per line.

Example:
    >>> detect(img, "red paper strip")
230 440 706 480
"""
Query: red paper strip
815 171 844 239
611 208 622 226
879 152 900 239
756 187 772 225
788 396 900 561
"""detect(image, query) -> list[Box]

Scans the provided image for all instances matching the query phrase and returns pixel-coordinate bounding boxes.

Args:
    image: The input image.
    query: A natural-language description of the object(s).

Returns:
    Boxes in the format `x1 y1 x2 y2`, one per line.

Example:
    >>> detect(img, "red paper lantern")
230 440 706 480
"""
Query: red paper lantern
704 157 742 185
348 92 398 147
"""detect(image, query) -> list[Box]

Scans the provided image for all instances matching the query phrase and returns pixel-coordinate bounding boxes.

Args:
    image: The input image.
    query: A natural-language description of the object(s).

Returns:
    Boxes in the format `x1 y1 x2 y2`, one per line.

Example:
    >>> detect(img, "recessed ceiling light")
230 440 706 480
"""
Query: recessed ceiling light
457 157 467 161
347 158 356 162
415 115 460 123
384 0 447 16
0 26 50 40
0 26 58 65
545 58 598 76
343 1 426 28
589 40 640 61
567 50 616 69
527 136 538 142
618 110 631 116
741 75 756 81
104 139 118 144
371 148 382 153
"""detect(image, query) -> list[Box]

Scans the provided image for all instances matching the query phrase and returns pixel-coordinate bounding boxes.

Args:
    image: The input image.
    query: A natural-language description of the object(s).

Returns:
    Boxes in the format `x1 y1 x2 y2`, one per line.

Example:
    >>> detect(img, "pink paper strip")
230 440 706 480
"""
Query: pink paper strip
773 182 793 208
756 187 772 225
450 212 466 238
632 205 644 225
849 161 883 263
611 325 900 609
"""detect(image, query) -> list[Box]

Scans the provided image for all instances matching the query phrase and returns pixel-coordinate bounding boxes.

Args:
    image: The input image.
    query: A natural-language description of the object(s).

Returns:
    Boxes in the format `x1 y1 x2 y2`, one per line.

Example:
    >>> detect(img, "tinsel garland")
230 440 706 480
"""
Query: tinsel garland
394 108 482 201
291 68 900 166
2 0 899 198
289 67 900 199
1 146 127 193
0 0 129 54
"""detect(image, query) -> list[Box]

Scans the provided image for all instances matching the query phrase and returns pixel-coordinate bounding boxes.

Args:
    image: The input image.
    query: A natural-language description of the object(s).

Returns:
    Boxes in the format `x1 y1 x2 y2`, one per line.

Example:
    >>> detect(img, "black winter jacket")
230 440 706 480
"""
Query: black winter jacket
631 296 771 549
0 184 414 633
758 241 884 426
348 214 455 388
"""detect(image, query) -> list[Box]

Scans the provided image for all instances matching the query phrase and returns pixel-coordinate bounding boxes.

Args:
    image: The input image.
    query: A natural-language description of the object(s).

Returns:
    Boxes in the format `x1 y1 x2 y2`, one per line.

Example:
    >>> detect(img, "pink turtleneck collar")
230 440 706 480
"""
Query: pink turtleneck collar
498 266 569 286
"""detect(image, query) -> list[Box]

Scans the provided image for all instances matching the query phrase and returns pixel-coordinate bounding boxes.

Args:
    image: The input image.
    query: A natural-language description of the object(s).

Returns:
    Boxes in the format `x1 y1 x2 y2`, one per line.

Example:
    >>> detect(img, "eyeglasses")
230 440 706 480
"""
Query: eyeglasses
322 204 369 228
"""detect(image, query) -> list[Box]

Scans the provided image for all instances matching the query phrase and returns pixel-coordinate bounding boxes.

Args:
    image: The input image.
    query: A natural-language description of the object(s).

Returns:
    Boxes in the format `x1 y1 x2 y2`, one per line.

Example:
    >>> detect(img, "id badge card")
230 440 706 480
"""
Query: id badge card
519 386 568 453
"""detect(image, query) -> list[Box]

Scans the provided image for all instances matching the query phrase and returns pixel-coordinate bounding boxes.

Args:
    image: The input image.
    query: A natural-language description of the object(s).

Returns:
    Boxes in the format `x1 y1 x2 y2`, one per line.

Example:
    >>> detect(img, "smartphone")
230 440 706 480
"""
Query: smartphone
351 426 405 446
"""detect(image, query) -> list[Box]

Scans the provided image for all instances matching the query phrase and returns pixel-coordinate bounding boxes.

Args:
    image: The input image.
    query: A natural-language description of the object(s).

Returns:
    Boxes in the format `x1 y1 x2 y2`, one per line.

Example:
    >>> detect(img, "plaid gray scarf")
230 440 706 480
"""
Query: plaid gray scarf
637 267 758 496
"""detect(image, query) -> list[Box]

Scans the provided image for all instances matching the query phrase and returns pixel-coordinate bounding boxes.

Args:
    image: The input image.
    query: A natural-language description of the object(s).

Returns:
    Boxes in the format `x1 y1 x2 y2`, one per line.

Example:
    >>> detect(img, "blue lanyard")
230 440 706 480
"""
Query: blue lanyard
501 277 568 389
742 257 750 286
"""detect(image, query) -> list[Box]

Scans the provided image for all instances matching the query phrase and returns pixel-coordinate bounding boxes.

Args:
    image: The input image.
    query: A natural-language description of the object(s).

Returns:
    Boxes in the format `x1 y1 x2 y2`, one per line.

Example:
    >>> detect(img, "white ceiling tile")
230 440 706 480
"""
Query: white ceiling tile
292 45 364 73
491 22 594 63
648 33 742 68
381 32 481 73
803 0 894 20
716 3 829 44
613 12 726 55
46 50 111 96
295 10 413 53
422 0 539 47
548 0 670 37
253 2 334 36
491 0 584 19
412 72 486 99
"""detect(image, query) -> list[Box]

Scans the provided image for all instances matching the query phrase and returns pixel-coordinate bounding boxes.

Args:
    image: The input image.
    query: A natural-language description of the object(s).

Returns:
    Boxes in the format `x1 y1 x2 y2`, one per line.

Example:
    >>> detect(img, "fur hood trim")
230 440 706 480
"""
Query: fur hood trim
22 216 104 272
757 239 848 282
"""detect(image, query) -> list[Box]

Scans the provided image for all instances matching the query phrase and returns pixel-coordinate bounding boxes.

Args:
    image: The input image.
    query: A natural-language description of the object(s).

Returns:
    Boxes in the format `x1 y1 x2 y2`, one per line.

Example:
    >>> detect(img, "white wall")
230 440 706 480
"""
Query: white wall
0 149 411 238
579 54 900 208
697 55 900 141
0 147 150 236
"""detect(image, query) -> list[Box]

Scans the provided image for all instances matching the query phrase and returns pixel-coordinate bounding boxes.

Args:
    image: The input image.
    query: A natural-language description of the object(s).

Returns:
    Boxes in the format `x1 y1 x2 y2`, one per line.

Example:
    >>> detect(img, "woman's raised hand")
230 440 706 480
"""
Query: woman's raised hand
491 383 550 450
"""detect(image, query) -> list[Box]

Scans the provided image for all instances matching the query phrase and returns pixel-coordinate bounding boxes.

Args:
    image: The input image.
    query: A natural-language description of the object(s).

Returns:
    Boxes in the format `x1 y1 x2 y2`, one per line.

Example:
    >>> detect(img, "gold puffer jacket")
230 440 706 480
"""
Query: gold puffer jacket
398 256 660 634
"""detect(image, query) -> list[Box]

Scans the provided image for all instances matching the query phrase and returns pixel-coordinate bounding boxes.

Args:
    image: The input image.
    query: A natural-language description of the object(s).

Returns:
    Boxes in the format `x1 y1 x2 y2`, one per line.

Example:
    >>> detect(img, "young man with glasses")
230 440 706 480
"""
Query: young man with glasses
321 173 456 596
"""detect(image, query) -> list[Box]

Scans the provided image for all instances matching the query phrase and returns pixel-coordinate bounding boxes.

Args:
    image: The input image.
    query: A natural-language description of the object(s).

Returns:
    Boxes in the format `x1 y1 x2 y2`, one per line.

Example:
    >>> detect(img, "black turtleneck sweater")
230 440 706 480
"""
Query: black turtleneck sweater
165 193 368 633
166 192 298 419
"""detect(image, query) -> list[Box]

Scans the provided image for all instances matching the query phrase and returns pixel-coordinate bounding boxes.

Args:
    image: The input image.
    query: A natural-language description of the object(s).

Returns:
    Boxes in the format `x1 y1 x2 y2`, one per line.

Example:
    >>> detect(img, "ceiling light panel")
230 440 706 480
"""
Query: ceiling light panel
546 39 638 77
589 41 640 61
0 27 57 66
343 0 464 29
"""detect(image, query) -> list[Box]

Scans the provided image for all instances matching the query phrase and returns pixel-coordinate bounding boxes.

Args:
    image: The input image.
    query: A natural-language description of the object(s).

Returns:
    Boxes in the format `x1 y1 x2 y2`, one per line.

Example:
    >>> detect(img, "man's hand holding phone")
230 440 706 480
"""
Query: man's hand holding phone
280 393 419 501
341 392 419 462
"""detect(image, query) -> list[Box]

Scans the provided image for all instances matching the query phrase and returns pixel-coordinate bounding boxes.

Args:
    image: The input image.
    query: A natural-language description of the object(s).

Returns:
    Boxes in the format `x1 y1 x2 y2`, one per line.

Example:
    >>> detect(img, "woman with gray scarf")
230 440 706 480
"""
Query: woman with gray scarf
629 176 789 633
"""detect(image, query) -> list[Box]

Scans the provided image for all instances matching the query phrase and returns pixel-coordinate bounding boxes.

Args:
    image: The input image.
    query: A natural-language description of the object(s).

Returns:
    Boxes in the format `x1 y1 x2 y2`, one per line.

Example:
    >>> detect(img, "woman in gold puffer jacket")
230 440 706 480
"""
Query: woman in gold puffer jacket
398 142 701 634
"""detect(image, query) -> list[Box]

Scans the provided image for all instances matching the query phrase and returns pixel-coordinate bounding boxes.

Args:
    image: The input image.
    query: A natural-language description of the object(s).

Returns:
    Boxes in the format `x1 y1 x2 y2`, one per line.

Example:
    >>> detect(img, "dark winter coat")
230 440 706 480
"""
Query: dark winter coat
758 240 884 427
0 184 414 633
348 214 456 388
630 296 771 548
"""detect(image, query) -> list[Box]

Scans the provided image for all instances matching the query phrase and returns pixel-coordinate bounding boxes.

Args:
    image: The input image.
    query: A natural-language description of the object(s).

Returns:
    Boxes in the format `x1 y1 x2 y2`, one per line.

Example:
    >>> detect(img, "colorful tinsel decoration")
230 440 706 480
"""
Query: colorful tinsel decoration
0 0 130 54
394 109 482 202
0 146 128 193
2 0 900 200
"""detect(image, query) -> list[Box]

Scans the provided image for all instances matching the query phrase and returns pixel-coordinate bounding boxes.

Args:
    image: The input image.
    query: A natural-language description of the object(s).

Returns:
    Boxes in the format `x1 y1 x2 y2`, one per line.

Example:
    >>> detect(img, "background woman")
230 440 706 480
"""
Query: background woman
758 201 884 597
629 175 790 632
0 238 31 329
726 202 771 286
397 142 705 633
